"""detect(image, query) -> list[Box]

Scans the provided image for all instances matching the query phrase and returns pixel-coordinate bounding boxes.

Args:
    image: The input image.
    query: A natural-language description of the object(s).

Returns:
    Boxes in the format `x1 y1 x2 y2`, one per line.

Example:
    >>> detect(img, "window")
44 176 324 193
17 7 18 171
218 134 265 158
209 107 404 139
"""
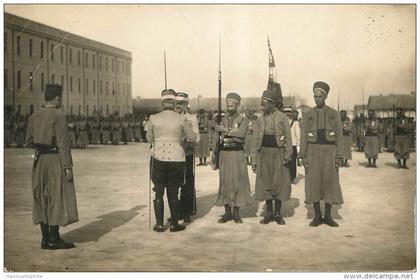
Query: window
50 44 54 61
78 78 81 93
16 36 21 55
117 82 120 96
122 61 125 74
127 62 130 75
86 105 89 116
70 77 73 92
40 42 44 58
69 48 73 64
112 59 114 72
29 39 33 57
86 79 88 94
122 83 125 96
93 80 96 95
99 56 102 70
105 57 108 71
51 74 55 84
78 105 81 114
93 105 96 114
77 50 81 66
4 32 7 53
100 80 102 95
70 105 73 115
112 82 114 95
41 73 44 91
60 47 64 63
92 54 96 69
106 105 109 115
106 81 109 95
4 69 8 89
29 72 33 91
61 75 64 87
85 52 88 67
17 70 21 89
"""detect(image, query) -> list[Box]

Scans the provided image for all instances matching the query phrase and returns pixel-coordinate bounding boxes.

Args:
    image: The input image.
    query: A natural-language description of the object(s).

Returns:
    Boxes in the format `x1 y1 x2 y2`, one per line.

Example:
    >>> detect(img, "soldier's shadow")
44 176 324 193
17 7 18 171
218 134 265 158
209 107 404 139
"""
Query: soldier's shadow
62 205 145 243
193 193 219 220
305 203 342 220
358 162 371 168
385 162 400 169
259 197 300 218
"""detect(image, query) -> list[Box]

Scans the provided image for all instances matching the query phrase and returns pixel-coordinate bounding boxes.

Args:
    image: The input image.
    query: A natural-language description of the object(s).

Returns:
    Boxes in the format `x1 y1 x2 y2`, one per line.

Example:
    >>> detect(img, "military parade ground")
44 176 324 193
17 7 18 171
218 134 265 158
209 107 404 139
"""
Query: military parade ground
4 142 415 271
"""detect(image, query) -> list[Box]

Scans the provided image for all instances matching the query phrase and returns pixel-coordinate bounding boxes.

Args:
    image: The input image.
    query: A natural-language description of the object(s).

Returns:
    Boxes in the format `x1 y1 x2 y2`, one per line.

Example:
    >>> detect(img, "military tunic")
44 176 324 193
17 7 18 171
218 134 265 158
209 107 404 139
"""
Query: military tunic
215 113 253 207
394 117 411 160
243 118 255 157
77 120 89 148
102 121 111 144
251 110 292 201
300 106 344 205
111 121 121 145
364 118 379 159
25 107 79 226
342 117 353 160
196 115 210 158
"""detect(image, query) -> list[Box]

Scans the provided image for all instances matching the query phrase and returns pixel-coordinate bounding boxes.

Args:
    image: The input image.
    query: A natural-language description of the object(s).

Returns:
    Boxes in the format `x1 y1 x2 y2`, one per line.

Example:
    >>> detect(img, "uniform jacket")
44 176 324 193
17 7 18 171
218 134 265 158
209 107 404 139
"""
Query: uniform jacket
181 112 200 156
147 109 195 162
215 113 250 144
342 118 353 135
364 118 379 135
25 107 73 169
251 110 292 164
299 105 344 159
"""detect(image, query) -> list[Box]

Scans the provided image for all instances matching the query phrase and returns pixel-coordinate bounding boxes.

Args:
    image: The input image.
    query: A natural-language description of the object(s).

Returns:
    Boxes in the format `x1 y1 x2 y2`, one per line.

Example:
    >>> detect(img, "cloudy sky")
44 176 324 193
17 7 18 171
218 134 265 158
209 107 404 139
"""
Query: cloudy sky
5 4 415 110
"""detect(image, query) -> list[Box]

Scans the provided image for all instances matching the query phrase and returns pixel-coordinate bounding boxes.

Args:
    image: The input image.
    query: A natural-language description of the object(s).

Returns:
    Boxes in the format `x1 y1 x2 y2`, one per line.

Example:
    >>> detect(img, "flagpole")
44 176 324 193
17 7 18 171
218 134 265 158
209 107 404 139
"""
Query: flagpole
164 51 167 90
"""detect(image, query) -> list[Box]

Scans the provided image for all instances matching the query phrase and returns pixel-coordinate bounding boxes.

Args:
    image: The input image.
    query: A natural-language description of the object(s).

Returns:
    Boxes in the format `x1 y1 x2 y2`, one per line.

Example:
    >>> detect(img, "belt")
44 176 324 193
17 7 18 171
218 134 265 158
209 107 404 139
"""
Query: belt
220 142 244 151
34 144 59 155
365 132 378 137
343 131 351 136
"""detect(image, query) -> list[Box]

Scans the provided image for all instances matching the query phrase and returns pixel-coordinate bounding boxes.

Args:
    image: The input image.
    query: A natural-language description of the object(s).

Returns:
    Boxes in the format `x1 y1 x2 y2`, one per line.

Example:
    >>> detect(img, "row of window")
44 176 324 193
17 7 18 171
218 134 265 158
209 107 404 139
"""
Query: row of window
14 103 130 117
5 32 131 74
4 69 130 96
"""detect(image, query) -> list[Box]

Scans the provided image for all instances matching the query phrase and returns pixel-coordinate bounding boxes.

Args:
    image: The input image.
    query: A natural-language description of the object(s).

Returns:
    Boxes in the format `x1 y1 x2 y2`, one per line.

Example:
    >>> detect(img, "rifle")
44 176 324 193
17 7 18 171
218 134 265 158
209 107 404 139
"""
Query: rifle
211 36 222 170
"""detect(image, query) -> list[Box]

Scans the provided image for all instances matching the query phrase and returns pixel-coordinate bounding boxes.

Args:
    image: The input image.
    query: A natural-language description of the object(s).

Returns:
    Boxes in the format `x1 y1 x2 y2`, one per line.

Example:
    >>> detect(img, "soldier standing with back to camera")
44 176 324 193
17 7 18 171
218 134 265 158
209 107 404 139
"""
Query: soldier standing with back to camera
196 109 210 166
251 89 292 225
147 89 195 232
25 84 78 249
393 107 411 169
214 92 253 224
299 81 344 227
175 92 199 223
364 109 379 168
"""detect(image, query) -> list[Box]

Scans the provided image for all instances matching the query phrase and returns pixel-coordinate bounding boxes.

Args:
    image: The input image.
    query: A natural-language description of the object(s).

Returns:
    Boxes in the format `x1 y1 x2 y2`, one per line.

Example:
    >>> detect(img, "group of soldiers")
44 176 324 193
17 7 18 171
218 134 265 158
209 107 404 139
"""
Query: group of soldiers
5 112 151 149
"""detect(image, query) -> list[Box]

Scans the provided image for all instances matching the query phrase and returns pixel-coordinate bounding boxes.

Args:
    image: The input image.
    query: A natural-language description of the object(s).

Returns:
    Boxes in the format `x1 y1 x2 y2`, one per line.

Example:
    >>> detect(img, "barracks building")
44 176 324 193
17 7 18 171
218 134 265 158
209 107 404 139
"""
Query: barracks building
4 12 132 117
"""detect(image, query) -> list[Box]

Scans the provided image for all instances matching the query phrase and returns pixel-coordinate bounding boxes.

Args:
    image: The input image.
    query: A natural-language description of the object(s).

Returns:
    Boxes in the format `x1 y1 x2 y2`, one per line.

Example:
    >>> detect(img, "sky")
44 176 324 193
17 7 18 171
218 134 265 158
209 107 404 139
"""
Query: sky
5 4 416 110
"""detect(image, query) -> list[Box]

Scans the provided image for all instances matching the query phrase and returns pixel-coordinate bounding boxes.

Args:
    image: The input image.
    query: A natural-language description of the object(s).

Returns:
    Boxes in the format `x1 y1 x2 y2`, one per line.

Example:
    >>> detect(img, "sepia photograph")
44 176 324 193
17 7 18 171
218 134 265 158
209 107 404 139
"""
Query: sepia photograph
2 2 417 276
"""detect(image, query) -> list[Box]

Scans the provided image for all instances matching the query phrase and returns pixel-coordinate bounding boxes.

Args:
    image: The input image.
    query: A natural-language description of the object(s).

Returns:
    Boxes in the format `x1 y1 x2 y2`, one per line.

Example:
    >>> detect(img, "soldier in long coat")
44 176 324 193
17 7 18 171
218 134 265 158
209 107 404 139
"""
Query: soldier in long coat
67 116 77 148
196 109 210 166
76 116 89 149
111 117 122 145
147 89 195 232
364 109 379 168
175 92 199 223
25 84 78 250
340 110 353 167
251 89 292 225
101 117 111 144
299 81 344 227
15 115 27 148
214 92 253 224
393 108 411 169
243 110 254 165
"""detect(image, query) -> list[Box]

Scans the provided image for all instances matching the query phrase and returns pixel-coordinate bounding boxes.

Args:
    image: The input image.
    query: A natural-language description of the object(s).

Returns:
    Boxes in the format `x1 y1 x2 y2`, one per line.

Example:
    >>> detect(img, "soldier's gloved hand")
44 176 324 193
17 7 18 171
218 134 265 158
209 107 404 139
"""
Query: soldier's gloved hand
335 158 343 169
65 168 74 182
215 125 228 133
251 162 257 173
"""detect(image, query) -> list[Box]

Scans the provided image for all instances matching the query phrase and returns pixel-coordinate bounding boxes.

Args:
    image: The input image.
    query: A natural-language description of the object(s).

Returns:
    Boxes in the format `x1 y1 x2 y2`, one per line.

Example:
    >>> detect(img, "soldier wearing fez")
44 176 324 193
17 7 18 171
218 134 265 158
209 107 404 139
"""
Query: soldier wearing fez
364 109 379 168
146 89 195 232
299 81 344 227
251 89 292 225
393 107 411 169
175 92 200 223
214 92 253 223
340 110 353 167
25 84 79 249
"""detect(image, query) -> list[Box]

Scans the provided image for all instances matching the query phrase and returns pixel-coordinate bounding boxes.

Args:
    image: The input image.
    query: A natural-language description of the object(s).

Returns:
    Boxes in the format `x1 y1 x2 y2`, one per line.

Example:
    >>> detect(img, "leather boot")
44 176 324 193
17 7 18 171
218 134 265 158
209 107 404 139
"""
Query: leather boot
218 205 233 223
40 222 50 249
403 159 409 169
153 199 165 232
274 200 285 225
309 201 324 227
372 158 377 168
48 226 76 250
368 158 372 167
324 203 339 227
169 199 186 232
397 159 402 168
233 206 243 224
260 200 274 224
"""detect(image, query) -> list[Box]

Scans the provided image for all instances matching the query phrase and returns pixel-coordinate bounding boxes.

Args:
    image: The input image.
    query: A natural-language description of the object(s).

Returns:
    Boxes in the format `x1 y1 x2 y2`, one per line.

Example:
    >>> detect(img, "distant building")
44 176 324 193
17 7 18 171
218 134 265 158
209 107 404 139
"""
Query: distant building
367 93 416 118
4 12 132 116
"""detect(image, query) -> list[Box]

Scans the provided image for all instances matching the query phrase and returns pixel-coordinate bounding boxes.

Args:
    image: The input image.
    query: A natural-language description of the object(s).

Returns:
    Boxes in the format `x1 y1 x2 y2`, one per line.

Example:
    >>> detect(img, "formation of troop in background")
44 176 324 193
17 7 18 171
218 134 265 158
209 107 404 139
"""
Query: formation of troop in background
17 81 416 249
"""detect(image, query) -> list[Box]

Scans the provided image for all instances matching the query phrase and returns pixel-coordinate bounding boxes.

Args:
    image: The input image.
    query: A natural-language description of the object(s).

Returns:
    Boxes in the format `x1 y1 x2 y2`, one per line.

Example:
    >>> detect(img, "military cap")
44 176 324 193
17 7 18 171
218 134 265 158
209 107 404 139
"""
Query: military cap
261 89 280 104
313 81 330 95
283 106 293 113
161 89 176 100
176 92 189 102
226 92 241 104
45 84 63 101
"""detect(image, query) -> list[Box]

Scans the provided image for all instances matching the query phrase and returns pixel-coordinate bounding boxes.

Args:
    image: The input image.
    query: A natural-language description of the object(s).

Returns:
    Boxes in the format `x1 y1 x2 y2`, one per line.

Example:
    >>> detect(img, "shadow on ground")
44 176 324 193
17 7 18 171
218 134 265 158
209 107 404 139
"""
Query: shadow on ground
259 197 300 218
384 162 400 169
62 205 145 243
305 203 342 220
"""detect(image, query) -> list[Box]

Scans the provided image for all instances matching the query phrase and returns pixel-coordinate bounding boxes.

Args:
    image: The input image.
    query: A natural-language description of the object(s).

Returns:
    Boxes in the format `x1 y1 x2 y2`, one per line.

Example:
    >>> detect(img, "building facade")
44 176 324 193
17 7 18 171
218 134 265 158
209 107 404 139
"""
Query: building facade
4 12 132 116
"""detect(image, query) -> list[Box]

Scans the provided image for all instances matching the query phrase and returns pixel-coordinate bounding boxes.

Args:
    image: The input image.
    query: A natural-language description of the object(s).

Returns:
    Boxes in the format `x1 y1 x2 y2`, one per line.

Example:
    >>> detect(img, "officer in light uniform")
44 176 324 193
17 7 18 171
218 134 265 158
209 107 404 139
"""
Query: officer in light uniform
147 89 195 232
299 81 344 227
283 107 301 184
175 92 199 223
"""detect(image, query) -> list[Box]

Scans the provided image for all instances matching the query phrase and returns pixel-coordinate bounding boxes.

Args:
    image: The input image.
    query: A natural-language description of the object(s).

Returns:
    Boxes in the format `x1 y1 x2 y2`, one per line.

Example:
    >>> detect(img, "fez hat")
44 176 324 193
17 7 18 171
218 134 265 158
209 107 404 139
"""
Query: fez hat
45 84 63 101
226 92 241 104
176 92 189 102
161 89 176 100
261 89 280 104
267 81 283 104
313 81 330 95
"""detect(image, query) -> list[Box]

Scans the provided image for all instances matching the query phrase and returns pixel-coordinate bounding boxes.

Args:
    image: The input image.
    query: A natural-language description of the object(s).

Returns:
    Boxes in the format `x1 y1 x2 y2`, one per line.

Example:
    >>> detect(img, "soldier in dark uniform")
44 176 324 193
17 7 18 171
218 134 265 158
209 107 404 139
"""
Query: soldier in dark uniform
112 117 122 145
364 109 379 167
196 109 210 166
25 84 78 249
77 116 89 149
243 109 254 165
214 92 253 223
299 81 344 227
67 116 77 148
340 110 353 167
15 114 27 148
102 117 111 144
147 89 195 232
393 108 411 169
175 92 199 223
251 89 292 225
